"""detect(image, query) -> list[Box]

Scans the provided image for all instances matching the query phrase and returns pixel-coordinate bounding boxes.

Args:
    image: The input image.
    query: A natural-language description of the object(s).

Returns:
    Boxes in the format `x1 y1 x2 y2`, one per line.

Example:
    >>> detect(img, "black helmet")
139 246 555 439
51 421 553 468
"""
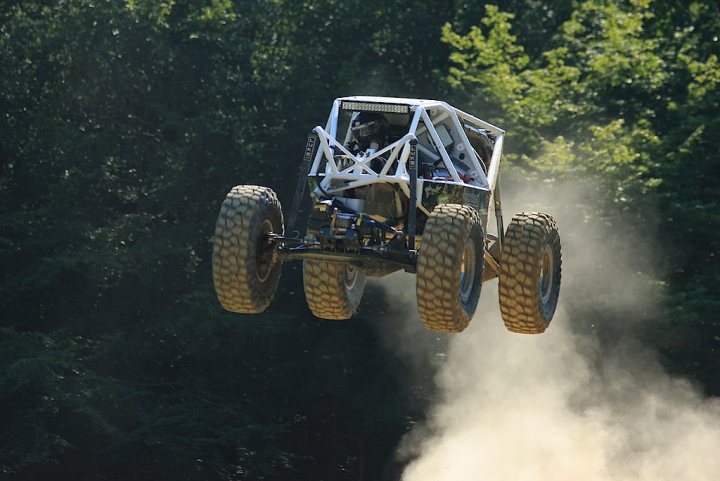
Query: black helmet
351 112 388 141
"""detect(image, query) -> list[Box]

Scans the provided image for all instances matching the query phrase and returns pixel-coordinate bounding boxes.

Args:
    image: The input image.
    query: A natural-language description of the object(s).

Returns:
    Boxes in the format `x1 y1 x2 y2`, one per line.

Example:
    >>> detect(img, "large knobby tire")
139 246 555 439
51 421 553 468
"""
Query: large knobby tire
303 261 367 320
499 212 562 334
212 185 284 313
416 204 485 333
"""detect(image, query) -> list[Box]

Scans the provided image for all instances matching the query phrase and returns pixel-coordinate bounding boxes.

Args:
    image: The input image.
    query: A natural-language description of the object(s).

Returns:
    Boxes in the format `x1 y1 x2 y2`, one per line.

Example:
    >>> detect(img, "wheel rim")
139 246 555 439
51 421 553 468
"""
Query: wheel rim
344 265 359 290
460 239 477 303
255 219 275 282
539 244 555 304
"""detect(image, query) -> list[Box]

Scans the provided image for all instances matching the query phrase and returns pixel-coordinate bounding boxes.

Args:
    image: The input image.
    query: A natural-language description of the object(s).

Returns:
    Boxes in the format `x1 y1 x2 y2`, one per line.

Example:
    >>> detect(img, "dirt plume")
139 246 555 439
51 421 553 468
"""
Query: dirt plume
377 180 720 480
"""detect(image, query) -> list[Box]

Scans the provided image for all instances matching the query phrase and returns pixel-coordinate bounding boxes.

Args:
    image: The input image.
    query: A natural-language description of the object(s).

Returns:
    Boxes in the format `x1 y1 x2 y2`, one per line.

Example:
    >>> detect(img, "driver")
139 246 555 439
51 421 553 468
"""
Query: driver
346 112 389 155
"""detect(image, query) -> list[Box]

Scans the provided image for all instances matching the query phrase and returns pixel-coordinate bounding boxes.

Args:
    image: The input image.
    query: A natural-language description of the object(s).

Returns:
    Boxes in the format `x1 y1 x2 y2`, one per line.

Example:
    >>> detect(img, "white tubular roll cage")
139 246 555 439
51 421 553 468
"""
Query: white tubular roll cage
307 96 506 215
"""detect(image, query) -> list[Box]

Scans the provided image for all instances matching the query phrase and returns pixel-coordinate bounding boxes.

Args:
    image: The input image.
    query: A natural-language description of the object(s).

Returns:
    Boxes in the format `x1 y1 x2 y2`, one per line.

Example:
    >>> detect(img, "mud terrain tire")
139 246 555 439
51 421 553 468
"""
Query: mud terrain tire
416 204 485 333
499 212 561 334
303 261 366 320
212 185 284 313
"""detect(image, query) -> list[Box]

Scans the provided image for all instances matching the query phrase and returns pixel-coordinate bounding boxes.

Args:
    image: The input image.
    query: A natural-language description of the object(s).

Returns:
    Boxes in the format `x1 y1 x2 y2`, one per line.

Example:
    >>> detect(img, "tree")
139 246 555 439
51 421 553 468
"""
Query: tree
441 0 720 392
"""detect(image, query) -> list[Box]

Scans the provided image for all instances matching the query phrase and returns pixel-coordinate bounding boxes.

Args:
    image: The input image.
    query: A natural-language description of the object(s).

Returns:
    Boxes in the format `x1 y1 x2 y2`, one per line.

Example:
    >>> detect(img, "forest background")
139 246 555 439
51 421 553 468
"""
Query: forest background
1 0 718 480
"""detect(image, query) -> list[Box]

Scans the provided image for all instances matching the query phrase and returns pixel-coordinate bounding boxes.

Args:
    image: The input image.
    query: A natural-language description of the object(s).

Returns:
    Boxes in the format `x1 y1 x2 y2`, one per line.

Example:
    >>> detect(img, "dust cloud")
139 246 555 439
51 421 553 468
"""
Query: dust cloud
373 180 720 481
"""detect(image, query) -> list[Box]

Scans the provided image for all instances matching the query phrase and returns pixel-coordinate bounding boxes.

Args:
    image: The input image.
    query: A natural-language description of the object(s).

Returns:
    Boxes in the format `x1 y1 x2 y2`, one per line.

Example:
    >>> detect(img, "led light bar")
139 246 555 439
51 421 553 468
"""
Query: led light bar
341 101 410 114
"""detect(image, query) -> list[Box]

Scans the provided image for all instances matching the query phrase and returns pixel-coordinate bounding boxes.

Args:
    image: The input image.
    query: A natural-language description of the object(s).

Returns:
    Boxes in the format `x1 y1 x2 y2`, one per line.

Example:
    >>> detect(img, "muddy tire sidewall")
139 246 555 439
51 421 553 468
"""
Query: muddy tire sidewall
416 204 485 333
498 212 562 334
212 185 283 313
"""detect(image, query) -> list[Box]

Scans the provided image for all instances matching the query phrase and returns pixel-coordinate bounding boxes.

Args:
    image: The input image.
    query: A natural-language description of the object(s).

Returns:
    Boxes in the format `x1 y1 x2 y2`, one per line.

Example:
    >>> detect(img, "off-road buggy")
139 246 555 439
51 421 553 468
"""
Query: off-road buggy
212 96 561 333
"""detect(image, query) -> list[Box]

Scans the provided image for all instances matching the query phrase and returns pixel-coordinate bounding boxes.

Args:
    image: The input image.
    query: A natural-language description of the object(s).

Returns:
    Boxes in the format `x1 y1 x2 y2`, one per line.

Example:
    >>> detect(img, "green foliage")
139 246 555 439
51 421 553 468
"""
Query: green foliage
1 0 718 479
0 1 449 479
442 0 720 391
442 0 716 203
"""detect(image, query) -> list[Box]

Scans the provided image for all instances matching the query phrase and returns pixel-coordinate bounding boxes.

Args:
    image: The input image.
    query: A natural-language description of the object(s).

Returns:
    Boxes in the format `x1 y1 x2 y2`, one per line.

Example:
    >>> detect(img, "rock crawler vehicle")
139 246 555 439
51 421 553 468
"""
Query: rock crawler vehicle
212 96 562 333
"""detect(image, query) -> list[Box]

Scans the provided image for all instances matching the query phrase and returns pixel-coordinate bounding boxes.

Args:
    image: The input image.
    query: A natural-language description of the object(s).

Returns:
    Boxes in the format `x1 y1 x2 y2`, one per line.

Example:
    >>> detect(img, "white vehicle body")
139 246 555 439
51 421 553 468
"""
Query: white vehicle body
308 96 505 216
213 95 562 334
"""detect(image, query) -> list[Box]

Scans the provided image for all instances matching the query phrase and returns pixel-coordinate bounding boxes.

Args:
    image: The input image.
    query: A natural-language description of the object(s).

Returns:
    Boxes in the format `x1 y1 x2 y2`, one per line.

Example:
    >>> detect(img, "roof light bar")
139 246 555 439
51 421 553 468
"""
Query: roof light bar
341 101 410 114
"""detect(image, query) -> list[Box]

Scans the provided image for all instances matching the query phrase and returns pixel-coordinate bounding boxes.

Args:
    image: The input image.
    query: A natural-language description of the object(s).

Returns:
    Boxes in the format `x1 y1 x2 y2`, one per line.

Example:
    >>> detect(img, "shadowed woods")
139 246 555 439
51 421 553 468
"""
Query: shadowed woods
2 0 719 479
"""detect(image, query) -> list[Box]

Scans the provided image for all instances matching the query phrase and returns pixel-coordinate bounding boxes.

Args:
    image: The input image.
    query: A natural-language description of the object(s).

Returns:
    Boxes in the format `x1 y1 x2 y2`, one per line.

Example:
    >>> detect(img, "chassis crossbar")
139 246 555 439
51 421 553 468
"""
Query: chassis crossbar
276 242 416 269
